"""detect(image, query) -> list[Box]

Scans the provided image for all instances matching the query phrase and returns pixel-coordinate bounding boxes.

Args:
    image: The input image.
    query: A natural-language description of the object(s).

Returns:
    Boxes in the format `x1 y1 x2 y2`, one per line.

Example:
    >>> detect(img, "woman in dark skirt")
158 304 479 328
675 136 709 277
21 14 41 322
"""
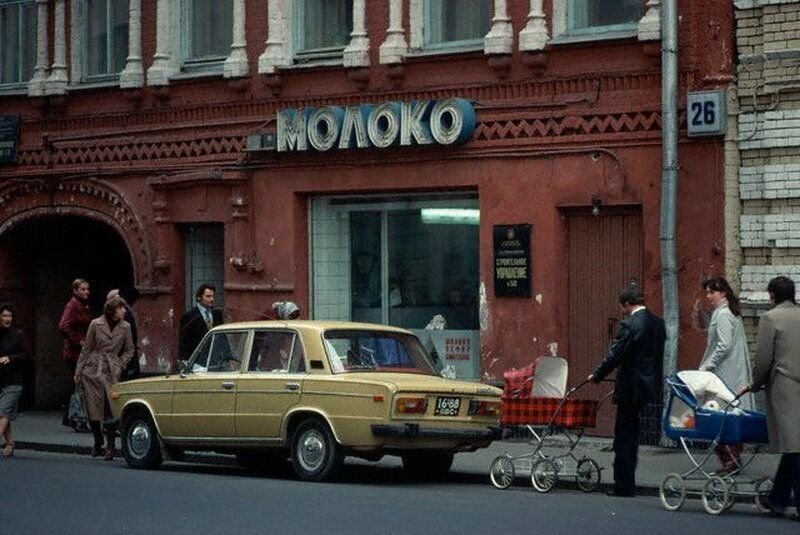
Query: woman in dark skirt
0 303 30 458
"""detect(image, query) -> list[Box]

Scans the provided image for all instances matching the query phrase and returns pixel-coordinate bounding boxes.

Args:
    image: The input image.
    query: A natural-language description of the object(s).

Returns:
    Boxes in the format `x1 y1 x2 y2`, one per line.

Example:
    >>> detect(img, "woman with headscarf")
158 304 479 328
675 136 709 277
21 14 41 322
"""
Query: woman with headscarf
75 296 134 460
0 303 30 458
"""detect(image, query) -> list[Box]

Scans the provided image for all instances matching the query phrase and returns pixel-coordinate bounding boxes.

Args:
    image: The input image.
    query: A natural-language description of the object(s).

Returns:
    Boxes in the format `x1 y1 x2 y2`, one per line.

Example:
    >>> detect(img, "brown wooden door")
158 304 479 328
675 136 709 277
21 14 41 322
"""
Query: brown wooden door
567 209 643 436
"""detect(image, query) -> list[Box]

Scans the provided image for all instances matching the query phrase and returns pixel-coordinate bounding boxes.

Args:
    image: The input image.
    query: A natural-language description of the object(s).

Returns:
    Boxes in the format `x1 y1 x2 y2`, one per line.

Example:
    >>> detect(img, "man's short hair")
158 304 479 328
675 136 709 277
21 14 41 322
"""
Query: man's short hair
767 276 796 305
618 287 645 306
195 283 216 301
72 278 88 291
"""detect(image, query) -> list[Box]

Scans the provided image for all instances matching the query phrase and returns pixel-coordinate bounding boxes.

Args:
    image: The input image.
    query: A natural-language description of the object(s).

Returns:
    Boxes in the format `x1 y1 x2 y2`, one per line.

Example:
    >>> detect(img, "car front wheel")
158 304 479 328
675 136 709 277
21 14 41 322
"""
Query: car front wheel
401 451 454 480
121 411 163 470
290 419 343 482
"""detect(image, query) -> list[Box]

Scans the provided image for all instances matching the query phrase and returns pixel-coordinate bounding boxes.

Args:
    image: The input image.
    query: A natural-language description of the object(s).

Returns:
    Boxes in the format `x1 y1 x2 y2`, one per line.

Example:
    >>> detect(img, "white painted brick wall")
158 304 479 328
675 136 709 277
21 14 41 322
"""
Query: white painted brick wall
741 265 800 303
740 164 800 199
739 109 800 150
740 214 800 246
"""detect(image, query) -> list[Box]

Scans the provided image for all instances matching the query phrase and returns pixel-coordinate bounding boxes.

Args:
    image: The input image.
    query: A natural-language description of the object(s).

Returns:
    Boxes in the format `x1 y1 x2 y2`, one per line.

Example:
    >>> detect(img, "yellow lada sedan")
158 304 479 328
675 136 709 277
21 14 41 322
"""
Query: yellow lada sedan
110 321 502 482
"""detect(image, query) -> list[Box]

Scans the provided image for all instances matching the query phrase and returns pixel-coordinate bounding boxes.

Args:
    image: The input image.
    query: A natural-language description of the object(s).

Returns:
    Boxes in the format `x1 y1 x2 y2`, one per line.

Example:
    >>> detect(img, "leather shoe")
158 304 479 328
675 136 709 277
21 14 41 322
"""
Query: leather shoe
103 448 114 461
760 496 787 517
90 446 102 458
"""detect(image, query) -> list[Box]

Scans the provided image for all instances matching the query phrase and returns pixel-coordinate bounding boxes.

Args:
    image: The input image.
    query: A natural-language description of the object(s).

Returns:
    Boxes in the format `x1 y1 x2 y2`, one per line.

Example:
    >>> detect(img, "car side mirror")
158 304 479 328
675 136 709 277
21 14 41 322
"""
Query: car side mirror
178 360 190 377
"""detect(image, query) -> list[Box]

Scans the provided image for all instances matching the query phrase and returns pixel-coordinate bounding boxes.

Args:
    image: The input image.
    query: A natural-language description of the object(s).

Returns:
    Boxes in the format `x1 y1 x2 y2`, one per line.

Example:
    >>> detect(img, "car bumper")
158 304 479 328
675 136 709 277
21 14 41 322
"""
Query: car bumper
371 423 502 441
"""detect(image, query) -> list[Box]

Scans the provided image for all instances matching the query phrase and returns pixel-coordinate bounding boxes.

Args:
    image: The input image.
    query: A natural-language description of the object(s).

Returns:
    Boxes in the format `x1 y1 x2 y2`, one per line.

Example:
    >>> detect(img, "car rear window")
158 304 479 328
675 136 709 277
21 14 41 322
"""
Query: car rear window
322 329 437 375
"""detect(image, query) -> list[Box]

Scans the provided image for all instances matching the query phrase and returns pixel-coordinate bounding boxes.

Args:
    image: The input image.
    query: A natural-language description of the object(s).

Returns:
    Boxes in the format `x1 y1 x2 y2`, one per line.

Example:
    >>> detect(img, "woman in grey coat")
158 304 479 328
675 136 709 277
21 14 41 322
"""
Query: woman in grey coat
749 276 800 520
699 277 753 473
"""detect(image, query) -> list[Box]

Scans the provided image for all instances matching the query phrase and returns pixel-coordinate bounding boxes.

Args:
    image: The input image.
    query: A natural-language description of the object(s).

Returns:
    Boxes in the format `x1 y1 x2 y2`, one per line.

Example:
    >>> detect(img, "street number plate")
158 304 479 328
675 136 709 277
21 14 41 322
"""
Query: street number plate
434 396 461 417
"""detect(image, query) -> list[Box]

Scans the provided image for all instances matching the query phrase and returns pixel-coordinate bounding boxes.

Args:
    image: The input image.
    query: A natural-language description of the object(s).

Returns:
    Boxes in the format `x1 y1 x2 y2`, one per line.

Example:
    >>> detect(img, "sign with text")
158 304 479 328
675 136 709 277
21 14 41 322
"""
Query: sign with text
493 224 532 298
413 329 480 380
0 115 20 164
687 90 726 136
277 98 476 152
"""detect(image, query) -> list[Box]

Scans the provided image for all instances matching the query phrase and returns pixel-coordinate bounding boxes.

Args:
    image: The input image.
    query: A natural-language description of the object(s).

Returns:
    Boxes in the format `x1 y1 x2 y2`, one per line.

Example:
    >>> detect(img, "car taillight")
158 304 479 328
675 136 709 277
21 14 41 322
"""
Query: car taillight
468 400 501 416
395 397 428 414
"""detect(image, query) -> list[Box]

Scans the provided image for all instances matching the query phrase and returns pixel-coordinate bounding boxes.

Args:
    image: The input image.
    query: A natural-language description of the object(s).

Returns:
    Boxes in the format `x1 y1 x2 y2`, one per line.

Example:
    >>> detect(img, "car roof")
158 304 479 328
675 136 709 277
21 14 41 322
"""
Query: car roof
209 320 415 336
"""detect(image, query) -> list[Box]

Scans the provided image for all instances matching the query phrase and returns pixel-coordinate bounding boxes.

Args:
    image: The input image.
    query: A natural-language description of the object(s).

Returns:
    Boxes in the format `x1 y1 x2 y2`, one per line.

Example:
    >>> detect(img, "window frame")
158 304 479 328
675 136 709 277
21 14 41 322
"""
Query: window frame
190 330 250 373
422 0 490 51
248 329 308 374
81 0 130 83
180 0 233 73
292 0 354 63
552 0 643 43
0 0 37 89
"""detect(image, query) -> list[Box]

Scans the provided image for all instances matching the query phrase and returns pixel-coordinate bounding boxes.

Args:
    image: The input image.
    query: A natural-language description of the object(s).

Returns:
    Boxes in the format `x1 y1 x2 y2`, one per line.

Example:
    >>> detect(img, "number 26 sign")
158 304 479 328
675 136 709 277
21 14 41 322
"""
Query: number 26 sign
687 90 726 136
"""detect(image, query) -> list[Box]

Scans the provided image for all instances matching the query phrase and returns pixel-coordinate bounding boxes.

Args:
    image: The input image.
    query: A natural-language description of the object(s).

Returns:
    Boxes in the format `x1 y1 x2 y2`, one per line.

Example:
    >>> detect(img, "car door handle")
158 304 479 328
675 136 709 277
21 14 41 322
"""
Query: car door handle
285 382 301 392
221 382 236 390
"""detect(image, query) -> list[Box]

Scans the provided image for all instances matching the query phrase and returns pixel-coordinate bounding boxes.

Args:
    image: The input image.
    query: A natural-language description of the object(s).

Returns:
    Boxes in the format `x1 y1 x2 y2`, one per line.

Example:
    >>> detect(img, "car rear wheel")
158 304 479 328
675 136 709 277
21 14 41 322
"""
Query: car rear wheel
401 451 454 481
291 419 343 482
121 411 163 470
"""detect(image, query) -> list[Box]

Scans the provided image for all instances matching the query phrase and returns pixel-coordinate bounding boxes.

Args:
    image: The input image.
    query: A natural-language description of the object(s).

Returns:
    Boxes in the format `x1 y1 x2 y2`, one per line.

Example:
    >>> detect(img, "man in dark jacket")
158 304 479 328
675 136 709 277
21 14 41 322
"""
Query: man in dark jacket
588 287 666 497
179 284 224 362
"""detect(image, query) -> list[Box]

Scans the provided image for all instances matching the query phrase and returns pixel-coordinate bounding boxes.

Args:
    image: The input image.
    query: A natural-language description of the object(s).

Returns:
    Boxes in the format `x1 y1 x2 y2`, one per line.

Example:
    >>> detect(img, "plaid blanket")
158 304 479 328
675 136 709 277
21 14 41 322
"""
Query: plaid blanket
502 362 537 398
501 397 599 428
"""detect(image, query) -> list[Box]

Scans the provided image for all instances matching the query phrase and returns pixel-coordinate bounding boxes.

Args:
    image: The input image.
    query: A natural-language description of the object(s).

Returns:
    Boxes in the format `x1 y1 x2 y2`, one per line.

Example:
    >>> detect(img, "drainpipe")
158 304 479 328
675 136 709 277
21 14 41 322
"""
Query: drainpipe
660 0 679 419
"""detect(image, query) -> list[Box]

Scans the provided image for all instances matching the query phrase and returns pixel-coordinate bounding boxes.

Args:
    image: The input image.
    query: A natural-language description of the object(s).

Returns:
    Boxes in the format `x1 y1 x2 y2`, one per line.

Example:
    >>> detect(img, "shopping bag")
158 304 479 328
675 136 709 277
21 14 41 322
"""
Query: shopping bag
67 387 89 432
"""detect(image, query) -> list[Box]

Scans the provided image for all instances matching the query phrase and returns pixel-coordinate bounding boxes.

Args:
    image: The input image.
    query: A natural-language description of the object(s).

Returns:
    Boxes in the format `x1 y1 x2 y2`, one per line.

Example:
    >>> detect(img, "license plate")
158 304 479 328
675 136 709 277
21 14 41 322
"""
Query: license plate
434 396 461 417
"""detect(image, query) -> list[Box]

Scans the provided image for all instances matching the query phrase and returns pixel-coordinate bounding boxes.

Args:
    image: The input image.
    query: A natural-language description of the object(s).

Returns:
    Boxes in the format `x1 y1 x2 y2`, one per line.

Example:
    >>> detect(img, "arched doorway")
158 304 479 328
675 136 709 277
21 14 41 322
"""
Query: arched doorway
0 216 134 409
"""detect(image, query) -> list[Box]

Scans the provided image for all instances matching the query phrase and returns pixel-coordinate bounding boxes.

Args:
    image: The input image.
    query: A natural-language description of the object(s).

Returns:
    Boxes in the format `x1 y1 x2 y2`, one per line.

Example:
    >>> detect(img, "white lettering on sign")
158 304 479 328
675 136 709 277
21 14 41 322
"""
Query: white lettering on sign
276 98 475 152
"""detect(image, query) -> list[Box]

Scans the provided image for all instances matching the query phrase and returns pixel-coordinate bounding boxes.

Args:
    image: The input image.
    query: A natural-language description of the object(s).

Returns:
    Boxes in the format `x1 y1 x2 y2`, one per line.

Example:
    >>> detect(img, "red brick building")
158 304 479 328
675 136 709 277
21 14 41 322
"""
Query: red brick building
0 0 734 435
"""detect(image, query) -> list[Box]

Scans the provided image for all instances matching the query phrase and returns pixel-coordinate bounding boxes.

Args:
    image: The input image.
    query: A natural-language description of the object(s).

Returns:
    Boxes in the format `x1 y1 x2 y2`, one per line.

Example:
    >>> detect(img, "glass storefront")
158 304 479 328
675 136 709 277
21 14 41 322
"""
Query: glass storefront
311 194 481 379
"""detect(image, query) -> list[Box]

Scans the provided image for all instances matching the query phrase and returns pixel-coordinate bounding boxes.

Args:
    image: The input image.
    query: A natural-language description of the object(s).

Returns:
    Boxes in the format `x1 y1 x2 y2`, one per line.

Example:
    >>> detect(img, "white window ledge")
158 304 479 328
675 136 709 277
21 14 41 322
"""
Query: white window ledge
280 58 345 70
550 29 639 45
67 79 122 91
0 85 29 97
406 44 485 58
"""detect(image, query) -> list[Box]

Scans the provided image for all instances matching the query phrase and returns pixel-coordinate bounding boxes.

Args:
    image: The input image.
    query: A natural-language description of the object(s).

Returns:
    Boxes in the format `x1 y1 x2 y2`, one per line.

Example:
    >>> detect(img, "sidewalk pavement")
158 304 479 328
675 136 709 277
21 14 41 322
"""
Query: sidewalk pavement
9 411 780 494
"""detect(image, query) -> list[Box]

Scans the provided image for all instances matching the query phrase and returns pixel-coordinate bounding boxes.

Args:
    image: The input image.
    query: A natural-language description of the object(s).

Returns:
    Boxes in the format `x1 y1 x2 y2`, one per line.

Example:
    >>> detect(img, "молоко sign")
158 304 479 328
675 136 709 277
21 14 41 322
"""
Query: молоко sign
276 98 475 152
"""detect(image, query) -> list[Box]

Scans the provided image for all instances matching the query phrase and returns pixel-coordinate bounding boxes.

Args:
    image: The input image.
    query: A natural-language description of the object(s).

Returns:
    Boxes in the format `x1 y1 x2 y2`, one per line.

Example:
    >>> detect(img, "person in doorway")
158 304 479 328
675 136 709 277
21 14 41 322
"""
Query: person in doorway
0 304 30 458
587 287 666 497
179 284 224 362
58 278 92 428
107 288 140 380
260 301 301 321
698 277 753 474
745 276 800 520
74 296 134 460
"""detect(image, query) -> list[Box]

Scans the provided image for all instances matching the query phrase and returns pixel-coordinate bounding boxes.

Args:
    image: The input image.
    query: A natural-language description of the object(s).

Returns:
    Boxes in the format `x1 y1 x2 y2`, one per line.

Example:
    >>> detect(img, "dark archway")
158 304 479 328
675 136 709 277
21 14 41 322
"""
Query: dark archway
0 216 134 409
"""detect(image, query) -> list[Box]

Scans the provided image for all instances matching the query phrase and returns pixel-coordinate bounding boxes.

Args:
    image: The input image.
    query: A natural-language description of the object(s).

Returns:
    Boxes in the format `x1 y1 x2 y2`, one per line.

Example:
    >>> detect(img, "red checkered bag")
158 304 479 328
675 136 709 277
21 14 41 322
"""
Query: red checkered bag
501 397 599 428
502 362 537 399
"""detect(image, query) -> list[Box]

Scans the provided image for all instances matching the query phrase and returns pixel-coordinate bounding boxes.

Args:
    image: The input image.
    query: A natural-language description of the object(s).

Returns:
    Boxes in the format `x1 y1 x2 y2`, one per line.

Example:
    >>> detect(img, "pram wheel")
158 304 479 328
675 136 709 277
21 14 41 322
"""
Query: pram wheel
702 475 730 515
659 473 686 511
489 455 515 490
531 458 558 493
575 458 601 492
753 477 774 513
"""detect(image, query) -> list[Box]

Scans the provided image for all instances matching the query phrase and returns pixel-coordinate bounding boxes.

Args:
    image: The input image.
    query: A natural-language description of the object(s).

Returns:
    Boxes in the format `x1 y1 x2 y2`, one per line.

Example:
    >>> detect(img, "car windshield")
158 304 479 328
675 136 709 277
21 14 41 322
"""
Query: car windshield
322 329 438 375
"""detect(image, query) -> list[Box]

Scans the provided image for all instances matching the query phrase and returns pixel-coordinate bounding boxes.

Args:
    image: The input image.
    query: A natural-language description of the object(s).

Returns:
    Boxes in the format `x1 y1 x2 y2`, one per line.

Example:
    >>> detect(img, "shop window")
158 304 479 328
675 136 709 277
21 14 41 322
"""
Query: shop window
557 0 643 38
182 0 233 69
184 225 225 311
85 0 129 79
294 0 353 60
0 0 37 86
311 195 481 379
424 0 490 49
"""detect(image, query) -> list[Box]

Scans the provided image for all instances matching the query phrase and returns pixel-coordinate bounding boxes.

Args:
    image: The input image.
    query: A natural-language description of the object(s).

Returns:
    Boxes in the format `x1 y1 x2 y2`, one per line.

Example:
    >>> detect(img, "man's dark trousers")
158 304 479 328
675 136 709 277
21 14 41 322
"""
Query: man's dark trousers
769 452 800 509
613 403 642 496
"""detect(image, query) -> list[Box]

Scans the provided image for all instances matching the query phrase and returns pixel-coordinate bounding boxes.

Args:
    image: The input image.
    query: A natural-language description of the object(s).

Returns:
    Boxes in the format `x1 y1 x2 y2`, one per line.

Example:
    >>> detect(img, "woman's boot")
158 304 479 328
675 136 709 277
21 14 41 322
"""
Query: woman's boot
103 430 116 461
89 421 103 457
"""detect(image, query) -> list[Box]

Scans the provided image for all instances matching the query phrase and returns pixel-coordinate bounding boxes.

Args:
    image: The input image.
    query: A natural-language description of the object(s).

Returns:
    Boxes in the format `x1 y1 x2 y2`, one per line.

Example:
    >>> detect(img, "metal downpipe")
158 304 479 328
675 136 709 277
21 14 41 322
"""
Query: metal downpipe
660 0 680 431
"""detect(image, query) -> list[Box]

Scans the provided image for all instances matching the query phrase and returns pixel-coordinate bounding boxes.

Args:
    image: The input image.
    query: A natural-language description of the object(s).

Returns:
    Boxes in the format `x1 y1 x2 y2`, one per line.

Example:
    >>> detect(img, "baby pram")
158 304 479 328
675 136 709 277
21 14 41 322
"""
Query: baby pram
489 356 610 493
659 370 772 515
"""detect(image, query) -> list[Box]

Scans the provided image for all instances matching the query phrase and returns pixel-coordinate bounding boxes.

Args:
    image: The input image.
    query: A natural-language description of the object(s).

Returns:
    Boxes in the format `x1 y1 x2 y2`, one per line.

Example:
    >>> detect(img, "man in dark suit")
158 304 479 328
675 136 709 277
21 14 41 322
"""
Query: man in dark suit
588 287 666 497
179 284 224 362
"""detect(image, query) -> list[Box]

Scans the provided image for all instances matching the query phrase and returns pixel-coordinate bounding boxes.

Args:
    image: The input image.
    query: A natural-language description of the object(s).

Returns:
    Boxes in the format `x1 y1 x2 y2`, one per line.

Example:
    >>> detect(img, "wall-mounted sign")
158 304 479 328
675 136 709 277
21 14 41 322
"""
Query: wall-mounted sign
0 115 20 164
687 90 726 136
493 224 531 298
277 98 475 152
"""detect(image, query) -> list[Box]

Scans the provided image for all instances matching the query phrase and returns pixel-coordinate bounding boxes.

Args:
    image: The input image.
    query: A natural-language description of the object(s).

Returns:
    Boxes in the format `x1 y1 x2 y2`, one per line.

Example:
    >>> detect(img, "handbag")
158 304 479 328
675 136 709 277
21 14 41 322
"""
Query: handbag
67 386 89 432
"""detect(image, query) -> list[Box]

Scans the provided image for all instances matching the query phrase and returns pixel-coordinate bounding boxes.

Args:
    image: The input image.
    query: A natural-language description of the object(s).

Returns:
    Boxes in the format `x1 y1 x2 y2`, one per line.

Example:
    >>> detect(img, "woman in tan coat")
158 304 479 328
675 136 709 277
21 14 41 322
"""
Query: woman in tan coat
74 296 134 460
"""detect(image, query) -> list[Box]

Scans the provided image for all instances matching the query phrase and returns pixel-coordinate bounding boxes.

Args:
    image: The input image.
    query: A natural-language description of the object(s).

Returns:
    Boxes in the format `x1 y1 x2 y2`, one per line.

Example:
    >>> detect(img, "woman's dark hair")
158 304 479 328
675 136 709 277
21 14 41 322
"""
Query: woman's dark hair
767 276 796 305
0 302 13 315
702 277 741 316
104 296 127 324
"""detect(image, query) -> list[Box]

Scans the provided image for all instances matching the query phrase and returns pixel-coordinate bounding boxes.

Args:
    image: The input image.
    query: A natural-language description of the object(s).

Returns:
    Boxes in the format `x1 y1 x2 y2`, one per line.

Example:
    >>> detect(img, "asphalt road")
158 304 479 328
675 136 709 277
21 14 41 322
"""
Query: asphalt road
1 451 793 535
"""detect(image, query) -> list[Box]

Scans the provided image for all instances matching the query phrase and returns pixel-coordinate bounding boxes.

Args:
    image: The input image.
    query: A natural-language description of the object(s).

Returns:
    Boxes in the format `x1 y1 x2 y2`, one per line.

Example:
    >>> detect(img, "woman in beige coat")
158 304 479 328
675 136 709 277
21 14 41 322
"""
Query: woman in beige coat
74 296 134 460
749 276 800 520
